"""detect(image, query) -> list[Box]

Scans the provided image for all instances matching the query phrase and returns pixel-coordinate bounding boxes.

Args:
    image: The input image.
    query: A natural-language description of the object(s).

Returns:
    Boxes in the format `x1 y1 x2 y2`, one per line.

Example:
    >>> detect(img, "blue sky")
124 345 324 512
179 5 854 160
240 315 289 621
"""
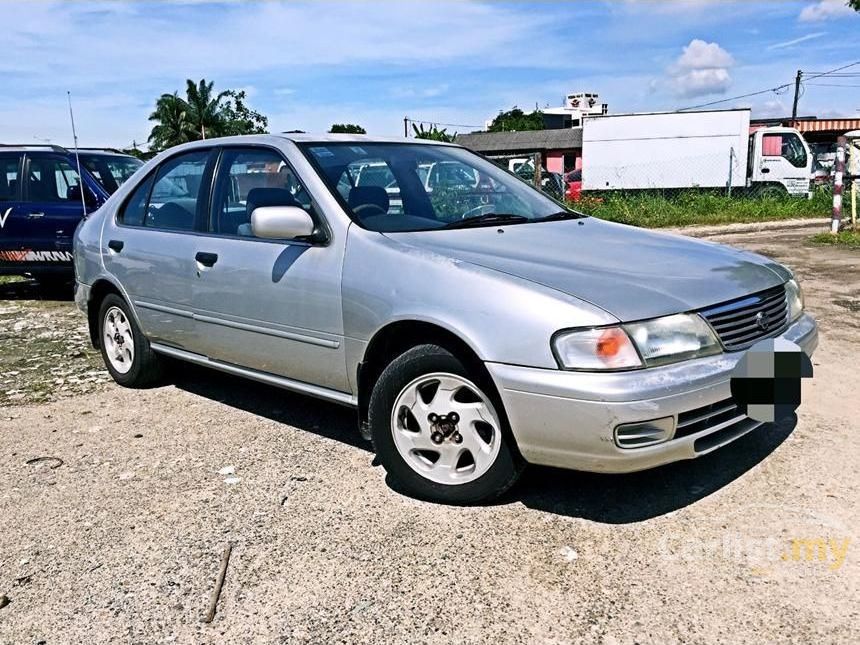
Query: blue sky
3 0 859 148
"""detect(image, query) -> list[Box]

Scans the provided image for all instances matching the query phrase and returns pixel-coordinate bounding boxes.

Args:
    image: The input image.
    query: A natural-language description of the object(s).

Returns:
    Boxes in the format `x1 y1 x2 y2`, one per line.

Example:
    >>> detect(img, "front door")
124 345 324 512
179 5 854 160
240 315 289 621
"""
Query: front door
754 131 811 196
102 149 214 349
190 146 349 393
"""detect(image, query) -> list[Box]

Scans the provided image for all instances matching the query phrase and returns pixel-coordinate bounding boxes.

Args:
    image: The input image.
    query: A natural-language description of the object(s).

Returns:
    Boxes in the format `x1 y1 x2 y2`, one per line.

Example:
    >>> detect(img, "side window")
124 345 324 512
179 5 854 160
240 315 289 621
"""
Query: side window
211 148 311 236
145 151 209 231
119 173 156 227
0 154 21 202
338 158 401 217
26 156 81 202
763 133 807 168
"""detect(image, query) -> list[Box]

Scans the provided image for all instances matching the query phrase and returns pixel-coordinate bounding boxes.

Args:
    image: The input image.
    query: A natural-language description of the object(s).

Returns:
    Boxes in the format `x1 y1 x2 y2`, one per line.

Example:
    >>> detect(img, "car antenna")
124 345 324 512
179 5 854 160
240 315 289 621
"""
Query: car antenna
67 91 88 217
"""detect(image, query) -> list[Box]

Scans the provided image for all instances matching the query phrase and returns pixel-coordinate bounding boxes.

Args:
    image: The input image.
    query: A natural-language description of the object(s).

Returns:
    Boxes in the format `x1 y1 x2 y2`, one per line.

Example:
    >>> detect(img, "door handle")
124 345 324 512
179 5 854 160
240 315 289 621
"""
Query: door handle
108 239 124 252
761 167 770 174
195 251 218 267
27 212 45 219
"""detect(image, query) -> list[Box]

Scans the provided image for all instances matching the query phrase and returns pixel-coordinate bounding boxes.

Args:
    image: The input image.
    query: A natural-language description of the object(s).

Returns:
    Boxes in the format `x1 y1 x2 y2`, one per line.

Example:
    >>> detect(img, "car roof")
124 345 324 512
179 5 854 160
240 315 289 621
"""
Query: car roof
0 144 136 158
150 133 460 152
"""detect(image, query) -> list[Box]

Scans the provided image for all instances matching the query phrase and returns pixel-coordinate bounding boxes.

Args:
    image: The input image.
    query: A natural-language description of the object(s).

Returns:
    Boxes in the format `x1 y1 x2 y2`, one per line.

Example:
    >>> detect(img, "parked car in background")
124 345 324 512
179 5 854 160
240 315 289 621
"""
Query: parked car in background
0 144 142 285
75 134 817 504
564 168 582 201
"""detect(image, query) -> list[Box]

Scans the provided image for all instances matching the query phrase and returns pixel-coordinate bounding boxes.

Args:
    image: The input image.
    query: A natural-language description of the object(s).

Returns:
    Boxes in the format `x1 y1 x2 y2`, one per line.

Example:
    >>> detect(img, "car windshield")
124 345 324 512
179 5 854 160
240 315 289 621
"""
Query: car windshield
301 142 573 232
78 153 143 194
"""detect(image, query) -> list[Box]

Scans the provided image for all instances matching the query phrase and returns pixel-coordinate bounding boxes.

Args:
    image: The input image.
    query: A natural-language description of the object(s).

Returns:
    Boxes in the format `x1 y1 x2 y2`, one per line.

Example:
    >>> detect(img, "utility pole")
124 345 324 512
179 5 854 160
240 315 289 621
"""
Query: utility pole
790 69 802 126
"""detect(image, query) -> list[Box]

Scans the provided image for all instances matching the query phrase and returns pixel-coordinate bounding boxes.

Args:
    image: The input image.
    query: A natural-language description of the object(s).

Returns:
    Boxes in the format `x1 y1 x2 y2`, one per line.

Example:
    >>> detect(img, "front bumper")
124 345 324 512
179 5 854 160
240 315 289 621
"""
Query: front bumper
487 313 818 473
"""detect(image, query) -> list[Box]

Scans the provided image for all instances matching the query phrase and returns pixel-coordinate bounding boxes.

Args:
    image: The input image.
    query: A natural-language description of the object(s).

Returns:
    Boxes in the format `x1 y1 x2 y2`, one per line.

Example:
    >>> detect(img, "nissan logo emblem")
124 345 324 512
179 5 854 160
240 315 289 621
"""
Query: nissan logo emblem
755 310 770 331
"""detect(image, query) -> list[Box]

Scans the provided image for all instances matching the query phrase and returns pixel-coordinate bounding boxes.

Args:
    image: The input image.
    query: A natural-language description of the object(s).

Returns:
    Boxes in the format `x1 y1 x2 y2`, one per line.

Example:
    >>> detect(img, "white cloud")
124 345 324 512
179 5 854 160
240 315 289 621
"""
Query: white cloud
767 32 826 49
676 39 735 70
799 0 855 22
667 39 734 97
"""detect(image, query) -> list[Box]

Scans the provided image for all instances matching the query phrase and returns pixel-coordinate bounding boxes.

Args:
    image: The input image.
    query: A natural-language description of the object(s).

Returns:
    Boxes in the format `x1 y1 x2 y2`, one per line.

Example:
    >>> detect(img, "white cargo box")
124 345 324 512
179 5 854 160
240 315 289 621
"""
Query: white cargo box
582 109 750 191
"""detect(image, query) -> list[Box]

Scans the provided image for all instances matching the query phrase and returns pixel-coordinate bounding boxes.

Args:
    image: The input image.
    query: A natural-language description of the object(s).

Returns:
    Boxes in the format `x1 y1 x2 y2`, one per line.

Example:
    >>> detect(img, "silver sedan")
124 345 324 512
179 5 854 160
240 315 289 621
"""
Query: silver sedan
74 134 817 504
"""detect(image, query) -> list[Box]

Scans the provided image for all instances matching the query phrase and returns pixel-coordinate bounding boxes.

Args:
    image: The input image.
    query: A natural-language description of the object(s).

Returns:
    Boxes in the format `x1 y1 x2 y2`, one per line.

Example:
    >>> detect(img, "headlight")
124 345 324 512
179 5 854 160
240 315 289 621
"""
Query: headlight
553 313 721 371
624 313 721 367
785 278 804 322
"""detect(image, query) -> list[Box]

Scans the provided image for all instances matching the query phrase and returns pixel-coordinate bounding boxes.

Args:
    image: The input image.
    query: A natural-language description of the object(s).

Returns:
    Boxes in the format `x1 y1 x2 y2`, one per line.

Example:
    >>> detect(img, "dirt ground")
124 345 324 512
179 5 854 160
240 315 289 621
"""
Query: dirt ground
0 225 857 644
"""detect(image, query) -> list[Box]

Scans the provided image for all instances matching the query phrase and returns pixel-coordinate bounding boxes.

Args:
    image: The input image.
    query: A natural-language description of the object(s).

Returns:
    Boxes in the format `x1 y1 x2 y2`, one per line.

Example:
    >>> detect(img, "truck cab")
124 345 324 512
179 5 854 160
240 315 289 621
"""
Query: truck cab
748 127 812 197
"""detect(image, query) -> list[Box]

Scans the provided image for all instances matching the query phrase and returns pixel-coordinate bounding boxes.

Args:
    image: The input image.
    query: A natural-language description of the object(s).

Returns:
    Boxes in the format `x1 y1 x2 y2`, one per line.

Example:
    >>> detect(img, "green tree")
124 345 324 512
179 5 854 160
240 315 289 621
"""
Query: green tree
147 92 197 151
850 0 859 10
220 90 269 136
329 123 366 134
147 79 269 150
487 107 544 132
411 123 456 142
184 79 228 139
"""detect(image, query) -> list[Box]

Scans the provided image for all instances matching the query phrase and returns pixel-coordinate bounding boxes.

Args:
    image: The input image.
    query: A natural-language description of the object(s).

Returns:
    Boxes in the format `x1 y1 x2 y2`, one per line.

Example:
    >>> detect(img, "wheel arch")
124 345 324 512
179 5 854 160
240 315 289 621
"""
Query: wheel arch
356 319 492 426
86 278 128 348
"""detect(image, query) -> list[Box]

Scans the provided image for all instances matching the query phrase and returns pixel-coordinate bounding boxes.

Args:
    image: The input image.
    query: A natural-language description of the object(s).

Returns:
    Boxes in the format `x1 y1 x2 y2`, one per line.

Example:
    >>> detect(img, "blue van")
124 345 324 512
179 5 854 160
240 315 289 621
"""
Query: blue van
0 145 142 285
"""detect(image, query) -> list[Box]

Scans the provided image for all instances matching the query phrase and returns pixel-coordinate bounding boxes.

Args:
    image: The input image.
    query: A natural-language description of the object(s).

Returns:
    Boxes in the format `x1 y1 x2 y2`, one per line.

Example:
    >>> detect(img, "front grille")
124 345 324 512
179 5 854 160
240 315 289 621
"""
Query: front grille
675 397 763 452
699 284 788 350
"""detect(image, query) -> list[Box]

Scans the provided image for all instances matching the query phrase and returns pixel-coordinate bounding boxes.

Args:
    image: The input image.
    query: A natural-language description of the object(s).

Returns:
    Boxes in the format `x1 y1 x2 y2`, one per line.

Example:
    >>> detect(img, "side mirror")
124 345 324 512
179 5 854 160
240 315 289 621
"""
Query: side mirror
250 206 315 240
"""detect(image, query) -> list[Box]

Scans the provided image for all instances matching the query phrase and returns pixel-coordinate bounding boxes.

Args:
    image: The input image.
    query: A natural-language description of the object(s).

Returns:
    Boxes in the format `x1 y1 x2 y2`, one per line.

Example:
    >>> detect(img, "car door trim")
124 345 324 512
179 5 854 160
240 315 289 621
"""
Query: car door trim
134 299 194 319
193 312 341 349
149 342 356 406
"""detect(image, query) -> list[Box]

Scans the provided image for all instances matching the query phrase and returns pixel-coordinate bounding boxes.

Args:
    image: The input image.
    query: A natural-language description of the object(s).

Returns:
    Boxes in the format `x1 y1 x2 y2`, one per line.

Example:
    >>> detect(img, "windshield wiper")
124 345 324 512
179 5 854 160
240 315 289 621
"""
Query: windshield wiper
443 213 530 229
535 210 588 222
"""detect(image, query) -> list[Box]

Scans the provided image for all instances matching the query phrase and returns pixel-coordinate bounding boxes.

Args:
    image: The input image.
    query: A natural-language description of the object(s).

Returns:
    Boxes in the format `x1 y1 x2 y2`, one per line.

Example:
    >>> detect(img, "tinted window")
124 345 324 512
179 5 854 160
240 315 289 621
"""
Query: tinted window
26 156 81 202
145 151 210 231
302 143 563 232
119 173 156 227
79 154 143 194
210 148 311 236
0 154 21 201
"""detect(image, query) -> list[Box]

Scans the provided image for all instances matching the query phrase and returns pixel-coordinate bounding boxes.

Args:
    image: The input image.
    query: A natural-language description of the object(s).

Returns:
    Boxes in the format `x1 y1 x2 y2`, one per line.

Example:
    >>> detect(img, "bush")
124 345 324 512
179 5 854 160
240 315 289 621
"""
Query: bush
569 188 832 228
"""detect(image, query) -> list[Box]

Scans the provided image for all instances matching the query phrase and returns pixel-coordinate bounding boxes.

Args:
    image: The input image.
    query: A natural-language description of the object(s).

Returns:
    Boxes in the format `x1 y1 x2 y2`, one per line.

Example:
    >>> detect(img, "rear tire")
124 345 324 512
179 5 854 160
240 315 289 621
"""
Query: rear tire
97 294 163 387
368 344 523 504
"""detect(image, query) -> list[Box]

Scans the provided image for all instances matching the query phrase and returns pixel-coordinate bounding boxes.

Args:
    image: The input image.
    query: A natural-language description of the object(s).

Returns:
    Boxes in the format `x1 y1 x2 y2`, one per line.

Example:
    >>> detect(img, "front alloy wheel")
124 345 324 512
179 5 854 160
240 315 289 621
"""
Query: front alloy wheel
369 344 523 504
391 373 502 485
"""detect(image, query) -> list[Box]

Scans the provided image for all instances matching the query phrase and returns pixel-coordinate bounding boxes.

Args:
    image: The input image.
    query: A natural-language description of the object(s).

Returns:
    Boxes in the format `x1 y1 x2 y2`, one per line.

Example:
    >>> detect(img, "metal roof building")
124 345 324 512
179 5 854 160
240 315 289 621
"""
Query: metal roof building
455 128 583 155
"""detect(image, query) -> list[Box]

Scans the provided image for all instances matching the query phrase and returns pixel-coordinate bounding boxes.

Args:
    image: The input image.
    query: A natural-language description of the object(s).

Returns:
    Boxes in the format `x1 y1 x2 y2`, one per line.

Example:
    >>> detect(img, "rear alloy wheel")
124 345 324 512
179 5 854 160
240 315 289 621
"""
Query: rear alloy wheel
98 294 163 387
369 344 523 504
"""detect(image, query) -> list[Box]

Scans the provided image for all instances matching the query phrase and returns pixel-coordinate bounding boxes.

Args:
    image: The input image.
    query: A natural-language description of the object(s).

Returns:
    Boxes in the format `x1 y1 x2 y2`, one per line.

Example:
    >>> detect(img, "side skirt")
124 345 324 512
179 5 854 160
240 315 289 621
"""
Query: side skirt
150 342 358 408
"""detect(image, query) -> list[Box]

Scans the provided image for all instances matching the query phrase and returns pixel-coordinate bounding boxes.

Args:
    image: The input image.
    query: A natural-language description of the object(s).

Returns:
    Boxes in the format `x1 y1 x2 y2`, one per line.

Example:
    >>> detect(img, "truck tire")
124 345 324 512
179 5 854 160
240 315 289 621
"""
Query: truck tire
97 294 164 387
368 344 523 504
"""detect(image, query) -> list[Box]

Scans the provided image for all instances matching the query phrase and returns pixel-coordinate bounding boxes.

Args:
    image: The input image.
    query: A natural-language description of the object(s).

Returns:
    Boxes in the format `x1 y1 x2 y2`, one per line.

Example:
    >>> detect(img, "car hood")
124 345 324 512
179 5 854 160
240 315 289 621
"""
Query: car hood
385 218 789 321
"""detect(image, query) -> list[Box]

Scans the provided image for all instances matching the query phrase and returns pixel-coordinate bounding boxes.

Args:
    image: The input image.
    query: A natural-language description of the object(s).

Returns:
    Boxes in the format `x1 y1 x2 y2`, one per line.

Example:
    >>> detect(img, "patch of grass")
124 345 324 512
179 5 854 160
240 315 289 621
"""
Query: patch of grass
809 230 860 247
571 188 832 228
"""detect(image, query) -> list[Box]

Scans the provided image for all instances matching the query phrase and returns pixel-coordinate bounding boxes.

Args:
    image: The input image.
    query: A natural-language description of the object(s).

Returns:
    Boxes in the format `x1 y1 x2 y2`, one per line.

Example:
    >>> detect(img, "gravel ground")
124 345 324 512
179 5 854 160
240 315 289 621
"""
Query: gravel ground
0 227 857 644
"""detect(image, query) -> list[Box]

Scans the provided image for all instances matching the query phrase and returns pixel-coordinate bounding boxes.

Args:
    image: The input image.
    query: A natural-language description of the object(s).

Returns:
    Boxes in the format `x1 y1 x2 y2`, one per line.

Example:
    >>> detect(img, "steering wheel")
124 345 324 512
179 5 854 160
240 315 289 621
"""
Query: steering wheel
352 202 388 218
460 203 496 220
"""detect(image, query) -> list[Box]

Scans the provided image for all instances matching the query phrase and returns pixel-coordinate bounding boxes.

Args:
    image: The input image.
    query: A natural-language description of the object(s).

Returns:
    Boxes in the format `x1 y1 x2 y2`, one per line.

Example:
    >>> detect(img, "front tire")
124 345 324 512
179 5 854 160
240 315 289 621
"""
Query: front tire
368 344 523 504
97 294 163 387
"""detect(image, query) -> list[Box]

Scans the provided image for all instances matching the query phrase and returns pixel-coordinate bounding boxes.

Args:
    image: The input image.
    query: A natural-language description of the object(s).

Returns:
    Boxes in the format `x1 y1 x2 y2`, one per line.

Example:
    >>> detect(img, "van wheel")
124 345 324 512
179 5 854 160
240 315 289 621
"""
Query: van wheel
368 344 523 504
97 294 163 387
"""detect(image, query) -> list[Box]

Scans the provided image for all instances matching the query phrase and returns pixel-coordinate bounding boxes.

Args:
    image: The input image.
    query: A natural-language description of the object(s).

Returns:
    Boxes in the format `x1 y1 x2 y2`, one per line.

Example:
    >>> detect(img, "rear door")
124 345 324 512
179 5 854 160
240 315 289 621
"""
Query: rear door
102 149 215 350
0 153 26 265
22 153 86 262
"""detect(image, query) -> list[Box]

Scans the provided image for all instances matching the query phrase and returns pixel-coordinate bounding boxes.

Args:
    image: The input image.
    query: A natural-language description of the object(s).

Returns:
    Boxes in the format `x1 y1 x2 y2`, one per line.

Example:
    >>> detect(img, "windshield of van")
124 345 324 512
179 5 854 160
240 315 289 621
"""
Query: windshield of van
78 153 144 194
300 142 577 232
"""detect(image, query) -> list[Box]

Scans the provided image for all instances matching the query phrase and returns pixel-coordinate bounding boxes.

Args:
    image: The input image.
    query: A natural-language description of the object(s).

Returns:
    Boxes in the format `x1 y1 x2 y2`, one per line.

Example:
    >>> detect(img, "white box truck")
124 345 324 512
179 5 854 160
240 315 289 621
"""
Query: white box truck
581 108 812 197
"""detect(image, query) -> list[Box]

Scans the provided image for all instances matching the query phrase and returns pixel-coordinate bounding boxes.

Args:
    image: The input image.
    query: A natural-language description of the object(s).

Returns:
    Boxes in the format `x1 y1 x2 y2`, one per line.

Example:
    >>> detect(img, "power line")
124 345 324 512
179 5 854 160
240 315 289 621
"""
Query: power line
676 60 860 112
405 117 483 130
805 82 860 88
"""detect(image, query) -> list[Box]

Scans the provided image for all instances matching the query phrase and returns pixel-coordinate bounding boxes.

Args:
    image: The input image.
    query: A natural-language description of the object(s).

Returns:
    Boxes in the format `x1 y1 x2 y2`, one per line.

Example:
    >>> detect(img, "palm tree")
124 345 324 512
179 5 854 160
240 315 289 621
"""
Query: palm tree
184 79 229 140
147 92 196 150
